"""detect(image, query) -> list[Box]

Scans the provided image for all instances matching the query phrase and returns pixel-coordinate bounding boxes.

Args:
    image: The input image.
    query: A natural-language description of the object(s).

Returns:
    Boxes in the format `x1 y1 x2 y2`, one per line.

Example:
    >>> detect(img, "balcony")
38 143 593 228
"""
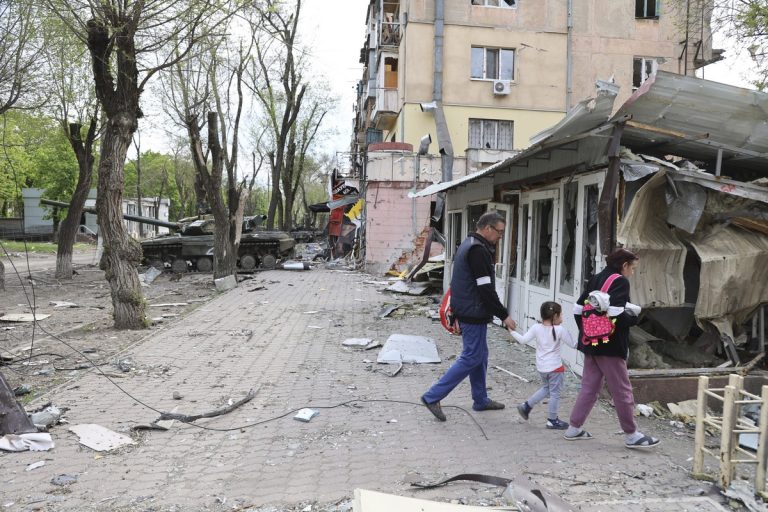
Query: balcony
372 88 398 131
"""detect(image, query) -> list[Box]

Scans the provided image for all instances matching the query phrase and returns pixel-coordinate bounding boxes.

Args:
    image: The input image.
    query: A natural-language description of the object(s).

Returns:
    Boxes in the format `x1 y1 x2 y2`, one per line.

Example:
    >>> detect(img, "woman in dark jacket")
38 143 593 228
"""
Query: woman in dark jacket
563 248 660 449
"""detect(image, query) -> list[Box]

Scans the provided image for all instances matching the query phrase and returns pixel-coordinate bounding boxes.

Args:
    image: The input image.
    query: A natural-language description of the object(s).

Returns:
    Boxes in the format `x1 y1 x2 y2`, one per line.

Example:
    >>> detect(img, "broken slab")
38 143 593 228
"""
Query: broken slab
0 433 54 452
385 280 430 296
214 275 237 292
343 338 374 347
68 424 135 452
353 489 501 512
377 334 440 364
0 313 51 322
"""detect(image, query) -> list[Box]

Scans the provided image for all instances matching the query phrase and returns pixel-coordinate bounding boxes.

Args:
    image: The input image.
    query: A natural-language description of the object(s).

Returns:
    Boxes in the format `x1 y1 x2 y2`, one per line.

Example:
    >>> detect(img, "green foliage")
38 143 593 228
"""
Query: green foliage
0 111 79 214
733 1 768 88
125 150 199 221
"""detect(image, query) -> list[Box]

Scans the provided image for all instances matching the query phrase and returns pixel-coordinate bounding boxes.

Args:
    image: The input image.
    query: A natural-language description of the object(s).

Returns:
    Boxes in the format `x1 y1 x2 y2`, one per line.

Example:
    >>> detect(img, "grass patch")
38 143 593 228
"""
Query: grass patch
0 240 92 254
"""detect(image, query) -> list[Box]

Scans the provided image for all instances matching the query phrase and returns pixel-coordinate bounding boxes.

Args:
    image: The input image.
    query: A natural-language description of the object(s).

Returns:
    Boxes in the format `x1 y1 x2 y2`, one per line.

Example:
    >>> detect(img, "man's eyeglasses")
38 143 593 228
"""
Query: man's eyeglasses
490 225 504 236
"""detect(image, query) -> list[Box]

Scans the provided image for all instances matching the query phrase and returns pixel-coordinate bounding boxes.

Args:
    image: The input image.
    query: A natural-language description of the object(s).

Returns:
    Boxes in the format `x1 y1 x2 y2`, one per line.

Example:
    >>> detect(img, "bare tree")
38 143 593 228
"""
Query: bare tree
250 0 307 231
43 0 224 328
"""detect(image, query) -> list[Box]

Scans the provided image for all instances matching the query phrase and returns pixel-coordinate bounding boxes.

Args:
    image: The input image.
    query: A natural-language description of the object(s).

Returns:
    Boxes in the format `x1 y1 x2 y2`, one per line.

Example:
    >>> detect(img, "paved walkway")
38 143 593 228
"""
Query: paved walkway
1 268 731 511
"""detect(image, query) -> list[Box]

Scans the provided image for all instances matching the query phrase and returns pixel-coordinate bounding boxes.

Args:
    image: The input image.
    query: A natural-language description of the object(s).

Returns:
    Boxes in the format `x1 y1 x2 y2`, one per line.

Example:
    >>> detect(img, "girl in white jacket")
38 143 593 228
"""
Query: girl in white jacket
511 301 576 430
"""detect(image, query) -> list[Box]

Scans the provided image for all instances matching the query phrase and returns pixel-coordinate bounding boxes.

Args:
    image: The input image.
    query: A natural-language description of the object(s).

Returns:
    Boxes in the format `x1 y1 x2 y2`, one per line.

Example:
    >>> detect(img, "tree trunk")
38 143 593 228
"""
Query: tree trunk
206 113 237 278
96 113 146 329
0 260 4 291
57 120 96 280
0 372 36 435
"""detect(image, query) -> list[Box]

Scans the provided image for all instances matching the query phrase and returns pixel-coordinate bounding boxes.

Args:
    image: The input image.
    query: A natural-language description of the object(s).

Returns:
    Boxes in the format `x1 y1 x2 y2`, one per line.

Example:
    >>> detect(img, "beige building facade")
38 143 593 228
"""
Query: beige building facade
352 0 718 273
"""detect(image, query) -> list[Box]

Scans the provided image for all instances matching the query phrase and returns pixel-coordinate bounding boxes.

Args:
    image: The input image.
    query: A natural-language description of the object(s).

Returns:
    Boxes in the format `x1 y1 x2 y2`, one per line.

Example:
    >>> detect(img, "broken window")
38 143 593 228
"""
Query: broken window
530 198 553 288
468 119 514 150
471 47 515 80
581 185 599 291
384 57 398 88
467 203 488 233
559 182 578 295
632 57 658 89
635 0 659 18
472 0 517 7
447 211 464 260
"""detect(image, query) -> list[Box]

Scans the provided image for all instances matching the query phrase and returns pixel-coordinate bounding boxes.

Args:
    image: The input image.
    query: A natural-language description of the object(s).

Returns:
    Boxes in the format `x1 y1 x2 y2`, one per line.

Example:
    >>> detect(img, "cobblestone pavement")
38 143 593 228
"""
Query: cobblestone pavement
1 268 734 511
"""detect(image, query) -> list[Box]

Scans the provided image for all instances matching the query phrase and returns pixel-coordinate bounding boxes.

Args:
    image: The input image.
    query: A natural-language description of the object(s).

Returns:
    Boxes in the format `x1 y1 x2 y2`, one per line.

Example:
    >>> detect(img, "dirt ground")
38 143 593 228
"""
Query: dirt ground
1 248 219 402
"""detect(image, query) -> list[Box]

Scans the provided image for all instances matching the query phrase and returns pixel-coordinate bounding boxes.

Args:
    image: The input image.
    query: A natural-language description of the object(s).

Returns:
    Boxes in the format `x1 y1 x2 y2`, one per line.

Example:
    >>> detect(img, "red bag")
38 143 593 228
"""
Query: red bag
580 273 621 347
439 288 461 335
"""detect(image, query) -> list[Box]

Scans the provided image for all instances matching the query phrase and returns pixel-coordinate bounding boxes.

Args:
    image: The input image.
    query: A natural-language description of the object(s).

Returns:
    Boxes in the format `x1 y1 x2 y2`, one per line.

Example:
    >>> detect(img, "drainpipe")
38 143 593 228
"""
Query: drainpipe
566 0 573 110
428 0 454 222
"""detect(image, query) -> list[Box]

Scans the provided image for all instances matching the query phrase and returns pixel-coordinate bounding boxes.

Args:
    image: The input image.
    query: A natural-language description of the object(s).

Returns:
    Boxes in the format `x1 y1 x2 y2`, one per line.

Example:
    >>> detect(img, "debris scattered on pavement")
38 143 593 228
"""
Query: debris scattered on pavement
722 480 767 512
68 424 136 452
294 408 319 422
493 365 530 383
378 304 400 318
148 302 189 308
377 334 440 364
385 280 430 296
13 384 31 396
145 388 257 427
343 338 373 347
635 404 654 417
25 461 45 471
668 399 698 423
51 474 78 486
138 266 162 285
0 433 54 452
49 301 78 308
0 313 51 322
214 275 237 292
29 404 62 430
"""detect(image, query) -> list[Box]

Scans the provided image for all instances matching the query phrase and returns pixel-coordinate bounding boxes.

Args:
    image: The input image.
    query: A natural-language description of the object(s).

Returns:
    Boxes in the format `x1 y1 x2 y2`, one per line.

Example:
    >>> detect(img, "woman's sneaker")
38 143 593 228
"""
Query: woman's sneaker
546 417 569 430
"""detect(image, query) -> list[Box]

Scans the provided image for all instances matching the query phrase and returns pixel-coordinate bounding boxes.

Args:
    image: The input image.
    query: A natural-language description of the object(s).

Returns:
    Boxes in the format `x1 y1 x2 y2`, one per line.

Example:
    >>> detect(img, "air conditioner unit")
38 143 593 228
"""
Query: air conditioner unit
492 80 510 95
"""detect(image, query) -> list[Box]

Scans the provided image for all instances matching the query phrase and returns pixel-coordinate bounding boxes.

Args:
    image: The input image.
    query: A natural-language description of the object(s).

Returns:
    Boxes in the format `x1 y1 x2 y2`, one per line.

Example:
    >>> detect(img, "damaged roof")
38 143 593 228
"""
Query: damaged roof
415 71 768 197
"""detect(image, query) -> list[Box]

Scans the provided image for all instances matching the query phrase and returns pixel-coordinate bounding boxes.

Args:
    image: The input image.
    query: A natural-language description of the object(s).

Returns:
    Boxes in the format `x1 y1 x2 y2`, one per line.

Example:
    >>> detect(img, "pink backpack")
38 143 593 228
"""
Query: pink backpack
580 273 621 347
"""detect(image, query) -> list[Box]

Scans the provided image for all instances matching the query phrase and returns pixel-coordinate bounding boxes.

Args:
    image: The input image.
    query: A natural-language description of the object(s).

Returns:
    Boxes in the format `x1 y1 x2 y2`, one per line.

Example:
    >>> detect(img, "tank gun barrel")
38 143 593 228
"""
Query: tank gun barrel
40 198 181 230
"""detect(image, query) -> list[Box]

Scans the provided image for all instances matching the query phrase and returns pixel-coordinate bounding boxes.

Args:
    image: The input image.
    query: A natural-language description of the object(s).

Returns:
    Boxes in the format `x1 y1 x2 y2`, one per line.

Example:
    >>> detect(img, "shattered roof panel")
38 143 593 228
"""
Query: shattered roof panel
614 71 768 172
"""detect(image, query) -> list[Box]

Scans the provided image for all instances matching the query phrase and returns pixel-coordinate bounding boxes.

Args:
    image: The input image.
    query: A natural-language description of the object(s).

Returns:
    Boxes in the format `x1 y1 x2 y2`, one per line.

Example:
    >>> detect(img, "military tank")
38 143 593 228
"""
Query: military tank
40 199 295 272
138 215 296 273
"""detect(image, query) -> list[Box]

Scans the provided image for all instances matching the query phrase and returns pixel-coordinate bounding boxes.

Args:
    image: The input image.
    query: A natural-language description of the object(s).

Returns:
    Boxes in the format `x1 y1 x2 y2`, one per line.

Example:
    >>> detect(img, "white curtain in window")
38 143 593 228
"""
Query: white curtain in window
470 48 484 79
499 49 514 81
469 119 482 148
497 121 513 150
481 120 497 149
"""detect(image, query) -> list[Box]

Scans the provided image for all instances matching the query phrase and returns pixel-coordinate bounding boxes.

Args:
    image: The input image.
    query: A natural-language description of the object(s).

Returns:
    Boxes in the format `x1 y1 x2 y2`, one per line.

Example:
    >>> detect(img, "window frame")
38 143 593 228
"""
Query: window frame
635 0 660 19
471 0 517 8
470 46 515 81
468 118 514 150
632 56 659 90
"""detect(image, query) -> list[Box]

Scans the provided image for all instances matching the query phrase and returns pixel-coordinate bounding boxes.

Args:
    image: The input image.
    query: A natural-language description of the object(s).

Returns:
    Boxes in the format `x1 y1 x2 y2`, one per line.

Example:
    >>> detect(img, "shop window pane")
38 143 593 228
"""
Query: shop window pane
530 198 553 288
449 212 463 259
581 185 599 291
559 182 578 295
467 204 487 232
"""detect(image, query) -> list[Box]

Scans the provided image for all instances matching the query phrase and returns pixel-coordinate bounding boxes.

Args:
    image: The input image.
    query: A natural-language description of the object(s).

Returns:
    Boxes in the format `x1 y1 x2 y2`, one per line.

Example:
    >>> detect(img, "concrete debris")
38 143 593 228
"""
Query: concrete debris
138 266 162 285
29 405 62 430
378 305 400 318
68 424 136 452
722 480 768 512
49 301 78 308
0 313 51 322
214 275 237 292
25 461 45 471
51 474 78 486
377 334 440 364
0 433 54 452
294 408 319 423
667 399 698 423
385 280 430 296
148 302 189 308
13 384 31 396
635 404 654 417
343 338 373 347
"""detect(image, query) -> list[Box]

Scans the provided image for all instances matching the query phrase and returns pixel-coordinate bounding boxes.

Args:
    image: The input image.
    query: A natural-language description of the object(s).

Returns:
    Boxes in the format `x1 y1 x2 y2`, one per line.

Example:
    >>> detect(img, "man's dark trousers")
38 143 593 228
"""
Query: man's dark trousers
422 321 491 410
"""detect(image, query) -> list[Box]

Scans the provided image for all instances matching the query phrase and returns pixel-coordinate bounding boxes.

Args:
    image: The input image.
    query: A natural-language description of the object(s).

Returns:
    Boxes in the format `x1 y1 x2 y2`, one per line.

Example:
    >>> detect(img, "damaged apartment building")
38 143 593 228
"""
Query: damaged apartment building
414 70 768 377
351 0 721 274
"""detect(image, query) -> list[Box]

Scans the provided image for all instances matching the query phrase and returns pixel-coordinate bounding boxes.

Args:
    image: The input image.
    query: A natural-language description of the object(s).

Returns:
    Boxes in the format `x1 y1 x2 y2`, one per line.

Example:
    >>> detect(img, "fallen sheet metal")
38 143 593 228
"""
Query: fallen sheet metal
353 489 507 512
377 334 440 364
68 424 135 452
386 280 430 295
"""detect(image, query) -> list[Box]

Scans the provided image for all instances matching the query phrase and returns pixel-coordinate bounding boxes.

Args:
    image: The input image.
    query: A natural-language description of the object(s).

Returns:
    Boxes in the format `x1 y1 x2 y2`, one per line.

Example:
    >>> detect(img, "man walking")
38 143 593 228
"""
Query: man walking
421 211 517 421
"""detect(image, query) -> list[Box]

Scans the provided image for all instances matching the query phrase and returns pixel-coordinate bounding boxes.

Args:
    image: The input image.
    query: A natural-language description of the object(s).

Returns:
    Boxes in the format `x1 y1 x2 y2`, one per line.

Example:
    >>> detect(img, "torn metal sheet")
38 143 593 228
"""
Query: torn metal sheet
342 338 373 347
0 433 54 452
68 424 135 452
378 304 400 318
377 334 440 364
666 181 707 234
386 280 430 295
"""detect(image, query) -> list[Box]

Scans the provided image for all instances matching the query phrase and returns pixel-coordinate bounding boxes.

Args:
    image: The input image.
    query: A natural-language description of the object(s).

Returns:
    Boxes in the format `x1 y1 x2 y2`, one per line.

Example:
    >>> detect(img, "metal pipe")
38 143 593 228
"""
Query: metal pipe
566 0 573 110
432 0 453 185
716 148 723 176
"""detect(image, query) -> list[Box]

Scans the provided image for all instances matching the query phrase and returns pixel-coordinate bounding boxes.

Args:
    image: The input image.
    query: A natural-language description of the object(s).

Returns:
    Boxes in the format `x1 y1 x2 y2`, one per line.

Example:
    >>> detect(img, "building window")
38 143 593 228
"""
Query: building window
471 47 514 80
469 119 514 150
471 0 517 7
635 0 659 19
633 57 658 89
